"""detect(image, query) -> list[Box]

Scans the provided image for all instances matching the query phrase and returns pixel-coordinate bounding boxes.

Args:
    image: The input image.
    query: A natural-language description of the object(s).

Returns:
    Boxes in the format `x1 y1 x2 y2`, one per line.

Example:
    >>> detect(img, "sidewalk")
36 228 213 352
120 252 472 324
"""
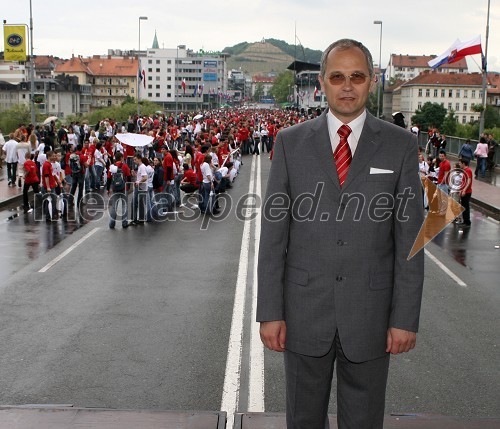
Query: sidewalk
0 167 26 210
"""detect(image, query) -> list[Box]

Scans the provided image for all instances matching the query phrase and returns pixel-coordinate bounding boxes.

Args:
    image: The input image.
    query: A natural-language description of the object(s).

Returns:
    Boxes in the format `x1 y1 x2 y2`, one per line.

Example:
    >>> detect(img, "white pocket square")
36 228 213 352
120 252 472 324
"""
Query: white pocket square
370 167 394 174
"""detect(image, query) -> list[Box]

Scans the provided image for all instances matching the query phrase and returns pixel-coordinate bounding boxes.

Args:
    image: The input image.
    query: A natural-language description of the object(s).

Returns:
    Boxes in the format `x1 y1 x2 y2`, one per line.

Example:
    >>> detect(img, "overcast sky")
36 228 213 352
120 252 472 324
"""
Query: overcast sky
3 0 499 72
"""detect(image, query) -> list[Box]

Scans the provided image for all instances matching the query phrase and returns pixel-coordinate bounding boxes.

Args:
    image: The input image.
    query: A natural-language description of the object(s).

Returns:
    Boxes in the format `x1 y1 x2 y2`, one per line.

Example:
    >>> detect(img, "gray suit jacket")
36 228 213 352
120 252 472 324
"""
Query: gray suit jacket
257 110 424 363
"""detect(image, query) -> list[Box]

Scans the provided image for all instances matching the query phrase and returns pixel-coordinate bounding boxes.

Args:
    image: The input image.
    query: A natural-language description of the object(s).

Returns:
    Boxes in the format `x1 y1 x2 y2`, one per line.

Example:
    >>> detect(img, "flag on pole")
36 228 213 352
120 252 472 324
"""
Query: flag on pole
193 84 198 97
199 84 204 97
314 87 319 99
181 78 186 94
428 36 482 69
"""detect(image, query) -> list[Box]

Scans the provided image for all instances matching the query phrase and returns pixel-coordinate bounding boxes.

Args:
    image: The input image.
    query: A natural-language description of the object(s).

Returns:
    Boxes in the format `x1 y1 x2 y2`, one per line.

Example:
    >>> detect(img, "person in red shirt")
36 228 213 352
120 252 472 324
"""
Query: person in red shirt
437 150 451 192
458 159 473 227
180 163 199 194
41 151 58 221
23 153 40 213
161 146 175 212
194 145 209 185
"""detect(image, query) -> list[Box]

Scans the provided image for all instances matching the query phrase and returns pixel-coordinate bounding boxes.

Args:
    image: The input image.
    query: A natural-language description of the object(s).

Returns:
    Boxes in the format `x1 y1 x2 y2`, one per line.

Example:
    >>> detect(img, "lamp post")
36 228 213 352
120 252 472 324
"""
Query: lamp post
137 16 148 116
374 20 383 118
479 0 490 135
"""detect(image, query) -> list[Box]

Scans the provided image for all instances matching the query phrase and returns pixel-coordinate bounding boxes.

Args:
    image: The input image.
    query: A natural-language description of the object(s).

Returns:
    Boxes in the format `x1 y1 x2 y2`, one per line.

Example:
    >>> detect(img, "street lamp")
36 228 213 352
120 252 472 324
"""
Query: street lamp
137 16 148 116
374 20 383 119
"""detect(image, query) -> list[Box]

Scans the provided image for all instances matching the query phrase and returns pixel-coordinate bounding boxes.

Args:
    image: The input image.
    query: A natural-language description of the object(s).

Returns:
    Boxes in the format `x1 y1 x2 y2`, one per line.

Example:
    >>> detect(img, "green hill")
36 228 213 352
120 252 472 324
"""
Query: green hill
222 39 322 76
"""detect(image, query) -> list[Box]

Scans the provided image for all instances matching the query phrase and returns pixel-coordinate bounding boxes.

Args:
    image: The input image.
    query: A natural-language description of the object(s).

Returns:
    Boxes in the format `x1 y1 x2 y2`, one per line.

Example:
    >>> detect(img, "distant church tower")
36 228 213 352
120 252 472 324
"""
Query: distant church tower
152 31 159 49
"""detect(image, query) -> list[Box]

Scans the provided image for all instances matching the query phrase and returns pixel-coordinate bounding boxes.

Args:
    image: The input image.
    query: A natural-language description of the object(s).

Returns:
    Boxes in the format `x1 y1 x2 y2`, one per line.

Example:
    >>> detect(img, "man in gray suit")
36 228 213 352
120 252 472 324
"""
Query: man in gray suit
257 39 424 429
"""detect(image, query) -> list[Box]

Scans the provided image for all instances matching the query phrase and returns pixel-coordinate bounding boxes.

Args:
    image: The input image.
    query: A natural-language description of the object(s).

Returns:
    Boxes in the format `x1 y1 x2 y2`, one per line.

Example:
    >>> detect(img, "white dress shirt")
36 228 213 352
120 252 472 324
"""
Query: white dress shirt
326 109 367 157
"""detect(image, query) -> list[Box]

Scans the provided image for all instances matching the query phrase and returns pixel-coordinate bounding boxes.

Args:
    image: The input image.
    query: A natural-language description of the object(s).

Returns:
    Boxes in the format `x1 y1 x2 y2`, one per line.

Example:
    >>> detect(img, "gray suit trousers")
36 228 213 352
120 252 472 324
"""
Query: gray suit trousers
285 333 390 429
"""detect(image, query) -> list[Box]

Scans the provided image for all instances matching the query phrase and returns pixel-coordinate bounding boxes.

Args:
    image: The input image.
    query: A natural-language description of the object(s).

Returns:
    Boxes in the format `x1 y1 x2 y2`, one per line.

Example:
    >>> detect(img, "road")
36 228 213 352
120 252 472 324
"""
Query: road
0 154 498 424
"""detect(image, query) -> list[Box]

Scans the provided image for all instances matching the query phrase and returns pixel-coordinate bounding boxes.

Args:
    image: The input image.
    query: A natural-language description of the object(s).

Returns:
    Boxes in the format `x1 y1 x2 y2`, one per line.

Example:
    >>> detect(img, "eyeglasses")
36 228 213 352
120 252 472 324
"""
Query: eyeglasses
327 72 368 85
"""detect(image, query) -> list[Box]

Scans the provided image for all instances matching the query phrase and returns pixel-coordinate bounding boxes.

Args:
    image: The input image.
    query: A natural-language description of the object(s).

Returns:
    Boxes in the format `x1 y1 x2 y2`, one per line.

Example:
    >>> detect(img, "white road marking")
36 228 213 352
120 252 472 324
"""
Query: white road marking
248 154 265 412
221 157 256 429
424 249 467 287
38 228 100 273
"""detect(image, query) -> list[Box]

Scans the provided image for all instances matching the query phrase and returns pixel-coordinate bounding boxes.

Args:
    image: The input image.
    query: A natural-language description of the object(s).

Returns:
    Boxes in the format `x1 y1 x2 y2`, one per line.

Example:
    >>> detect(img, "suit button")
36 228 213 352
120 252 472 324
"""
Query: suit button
336 275 344 282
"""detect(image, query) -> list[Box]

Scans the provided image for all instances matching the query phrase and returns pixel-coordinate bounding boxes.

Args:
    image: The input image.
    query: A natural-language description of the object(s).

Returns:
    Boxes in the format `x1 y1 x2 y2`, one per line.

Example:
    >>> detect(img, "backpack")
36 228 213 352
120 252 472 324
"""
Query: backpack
69 153 81 175
111 165 125 192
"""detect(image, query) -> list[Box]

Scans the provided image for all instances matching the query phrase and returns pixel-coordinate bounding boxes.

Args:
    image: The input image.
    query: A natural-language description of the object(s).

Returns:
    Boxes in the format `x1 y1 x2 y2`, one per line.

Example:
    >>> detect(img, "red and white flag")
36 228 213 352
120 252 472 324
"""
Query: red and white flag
181 79 186 94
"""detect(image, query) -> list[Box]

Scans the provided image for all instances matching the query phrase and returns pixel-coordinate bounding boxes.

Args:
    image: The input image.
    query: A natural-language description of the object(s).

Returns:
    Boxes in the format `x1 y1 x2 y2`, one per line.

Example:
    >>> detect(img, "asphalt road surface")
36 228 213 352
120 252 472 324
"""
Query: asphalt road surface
0 154 498 424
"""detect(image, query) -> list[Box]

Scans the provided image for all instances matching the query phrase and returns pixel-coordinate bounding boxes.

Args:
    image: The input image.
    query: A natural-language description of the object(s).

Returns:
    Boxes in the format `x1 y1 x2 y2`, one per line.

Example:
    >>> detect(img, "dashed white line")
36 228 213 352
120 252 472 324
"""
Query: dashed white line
424 249 467 287
38 227 100 273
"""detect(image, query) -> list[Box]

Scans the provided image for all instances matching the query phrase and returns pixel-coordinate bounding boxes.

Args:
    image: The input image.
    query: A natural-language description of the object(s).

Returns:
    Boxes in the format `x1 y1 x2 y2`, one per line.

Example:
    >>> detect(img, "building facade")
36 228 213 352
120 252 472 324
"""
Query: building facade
0 75 90 117
140 45 228 111
55 55 138 109
385 54 468 83
399 72 484 125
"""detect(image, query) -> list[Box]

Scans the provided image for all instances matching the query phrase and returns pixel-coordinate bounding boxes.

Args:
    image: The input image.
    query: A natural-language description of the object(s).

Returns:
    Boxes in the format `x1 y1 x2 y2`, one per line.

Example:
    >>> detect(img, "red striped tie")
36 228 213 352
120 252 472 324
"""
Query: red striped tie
334 124 352 187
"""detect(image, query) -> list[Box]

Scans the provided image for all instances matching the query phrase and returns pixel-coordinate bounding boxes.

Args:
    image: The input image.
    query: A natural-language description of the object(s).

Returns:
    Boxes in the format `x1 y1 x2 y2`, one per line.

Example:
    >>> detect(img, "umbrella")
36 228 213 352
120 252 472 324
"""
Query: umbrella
115 133 154 147
193 114 203 120
43 116 58 125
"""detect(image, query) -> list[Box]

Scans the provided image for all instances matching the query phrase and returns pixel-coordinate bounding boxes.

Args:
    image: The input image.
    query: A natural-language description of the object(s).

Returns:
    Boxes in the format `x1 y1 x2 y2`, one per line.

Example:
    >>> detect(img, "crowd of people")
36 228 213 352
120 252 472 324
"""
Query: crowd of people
0 109 497 229
0 108 322 225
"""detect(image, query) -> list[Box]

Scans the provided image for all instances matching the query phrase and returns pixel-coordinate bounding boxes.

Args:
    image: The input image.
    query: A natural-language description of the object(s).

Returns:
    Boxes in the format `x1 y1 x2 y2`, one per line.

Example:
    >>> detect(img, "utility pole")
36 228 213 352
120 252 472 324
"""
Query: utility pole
479 0 490 135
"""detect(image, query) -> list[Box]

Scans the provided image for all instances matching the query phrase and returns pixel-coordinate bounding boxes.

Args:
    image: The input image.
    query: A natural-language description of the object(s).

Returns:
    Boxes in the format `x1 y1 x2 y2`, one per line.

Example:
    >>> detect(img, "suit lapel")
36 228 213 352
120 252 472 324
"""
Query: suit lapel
309 110 341 191
342 113 381 191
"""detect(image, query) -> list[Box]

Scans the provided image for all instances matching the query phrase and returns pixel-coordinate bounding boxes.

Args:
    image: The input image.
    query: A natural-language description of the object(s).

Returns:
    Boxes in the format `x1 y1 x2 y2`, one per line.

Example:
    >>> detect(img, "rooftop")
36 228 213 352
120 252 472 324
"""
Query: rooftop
391 54 468 70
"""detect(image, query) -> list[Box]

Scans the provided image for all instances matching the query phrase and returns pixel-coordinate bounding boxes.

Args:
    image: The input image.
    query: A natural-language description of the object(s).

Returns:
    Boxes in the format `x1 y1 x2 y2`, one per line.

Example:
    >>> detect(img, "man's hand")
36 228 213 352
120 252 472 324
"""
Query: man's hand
386 327 416 355
260 320 286 352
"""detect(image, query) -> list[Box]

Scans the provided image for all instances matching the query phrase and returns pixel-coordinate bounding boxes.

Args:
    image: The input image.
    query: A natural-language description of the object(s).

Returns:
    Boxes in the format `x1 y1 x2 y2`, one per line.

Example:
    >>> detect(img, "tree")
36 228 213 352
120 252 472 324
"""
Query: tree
484 105 500 129
0 104 32 134
253 82 264 102
441 110 458 136
411 102 447 131
270 71 294 104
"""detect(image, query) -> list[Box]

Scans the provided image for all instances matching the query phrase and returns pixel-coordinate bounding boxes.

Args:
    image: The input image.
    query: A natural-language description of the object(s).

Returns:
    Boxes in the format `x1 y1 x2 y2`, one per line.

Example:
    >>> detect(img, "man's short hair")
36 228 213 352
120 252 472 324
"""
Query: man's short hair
460 158 470 166
320 38 374 79
115 151 123 161
439 149 447 156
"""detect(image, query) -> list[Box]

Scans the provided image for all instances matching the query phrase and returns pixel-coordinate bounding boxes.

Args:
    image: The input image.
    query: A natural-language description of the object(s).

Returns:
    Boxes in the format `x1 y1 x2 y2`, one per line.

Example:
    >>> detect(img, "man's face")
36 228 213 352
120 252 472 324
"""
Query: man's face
319 46 374 123
439 153 446 162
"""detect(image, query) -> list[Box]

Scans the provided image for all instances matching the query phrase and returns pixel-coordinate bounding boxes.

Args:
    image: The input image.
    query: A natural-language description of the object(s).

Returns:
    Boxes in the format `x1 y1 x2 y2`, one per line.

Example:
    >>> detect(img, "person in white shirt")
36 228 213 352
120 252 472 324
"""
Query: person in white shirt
131 154 148 224
0 128 5 169
3 133 19 186
67 126 78 148
16 135 31 187
144 158 155 222
228 162 238 183
199 154 216 214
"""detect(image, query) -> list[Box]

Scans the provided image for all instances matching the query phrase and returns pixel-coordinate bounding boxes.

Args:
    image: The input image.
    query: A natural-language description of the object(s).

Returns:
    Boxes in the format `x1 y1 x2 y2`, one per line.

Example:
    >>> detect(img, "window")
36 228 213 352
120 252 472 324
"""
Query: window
156 76 160 81
167 68 171 73
156 68 160 72
479 91 483 98
148 68 152 73
456 90 461 98
167 76 171 81
148 93 152 97
448 103 452 110
462 116 467 124
156 85 160 89
441 89 445 97
167 60 171 64
52 104 55 109
156 60 160 64
131 88 134 94
418 102 422 110
449 89 453 97
472 90 476 98
418 89 422 97
156 93 160 97
463 103 467 111
167 85 171 89
425 89 430 97
464 90 468 98
456 103 460 111
148 76 152 81
148 60 152 64
434 89 438 97
148 84 152 89
167 93 171 97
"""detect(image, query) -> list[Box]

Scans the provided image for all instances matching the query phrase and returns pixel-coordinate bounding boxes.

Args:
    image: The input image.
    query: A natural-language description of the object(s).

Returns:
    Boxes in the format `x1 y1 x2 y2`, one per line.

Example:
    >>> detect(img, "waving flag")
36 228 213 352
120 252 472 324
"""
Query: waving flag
193 84 198 97
199 84 204 97
429 36 482 69
181 78 186 94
